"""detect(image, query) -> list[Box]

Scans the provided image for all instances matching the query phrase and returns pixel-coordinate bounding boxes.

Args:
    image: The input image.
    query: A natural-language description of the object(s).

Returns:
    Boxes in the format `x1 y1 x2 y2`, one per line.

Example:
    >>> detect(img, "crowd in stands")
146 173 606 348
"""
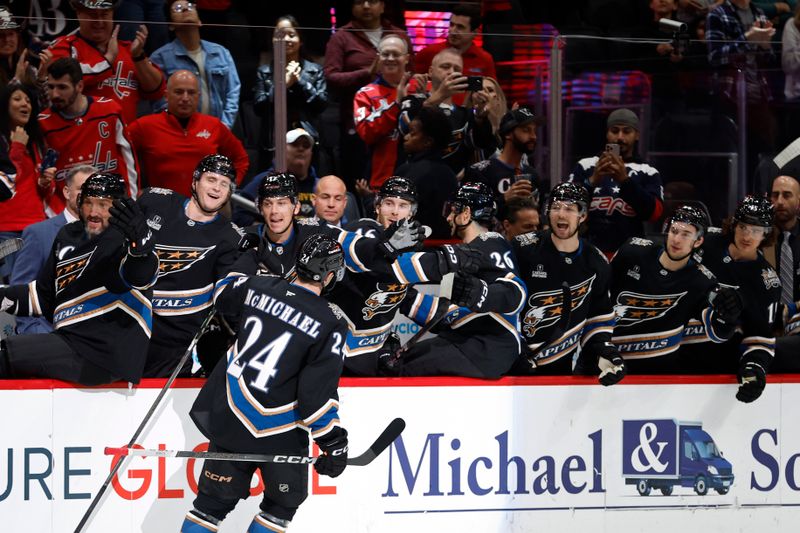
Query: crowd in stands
0 0 799 397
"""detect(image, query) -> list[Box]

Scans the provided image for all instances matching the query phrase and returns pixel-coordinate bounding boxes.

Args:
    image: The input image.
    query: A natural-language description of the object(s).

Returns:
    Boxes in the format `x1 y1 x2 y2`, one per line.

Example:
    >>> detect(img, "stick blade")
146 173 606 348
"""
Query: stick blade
347 418 406 466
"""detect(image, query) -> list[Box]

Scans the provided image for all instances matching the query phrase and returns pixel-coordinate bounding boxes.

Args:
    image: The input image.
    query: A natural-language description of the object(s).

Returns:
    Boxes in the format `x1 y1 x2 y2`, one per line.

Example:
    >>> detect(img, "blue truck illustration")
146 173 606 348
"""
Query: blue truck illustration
622 419 734 496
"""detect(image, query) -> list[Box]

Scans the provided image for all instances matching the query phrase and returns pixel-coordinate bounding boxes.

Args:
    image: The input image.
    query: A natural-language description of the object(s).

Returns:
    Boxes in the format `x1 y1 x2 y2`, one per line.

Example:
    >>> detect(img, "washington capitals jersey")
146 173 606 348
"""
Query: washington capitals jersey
400 232 527 377
609 237 725 373
4 222 158 382
190 275 347 453
568 158 664 255
39 96 139 212
511 231 616 374
464 156 547 212
680 231 780 372
353 79 402 188
138 188 244 355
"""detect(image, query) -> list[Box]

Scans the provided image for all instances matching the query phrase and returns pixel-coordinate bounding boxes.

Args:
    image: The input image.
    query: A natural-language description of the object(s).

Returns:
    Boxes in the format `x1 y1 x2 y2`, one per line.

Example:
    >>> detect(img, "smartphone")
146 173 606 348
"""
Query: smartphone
605 143 620 157
27 51 41 69
41 148 59 171
466 75 483 92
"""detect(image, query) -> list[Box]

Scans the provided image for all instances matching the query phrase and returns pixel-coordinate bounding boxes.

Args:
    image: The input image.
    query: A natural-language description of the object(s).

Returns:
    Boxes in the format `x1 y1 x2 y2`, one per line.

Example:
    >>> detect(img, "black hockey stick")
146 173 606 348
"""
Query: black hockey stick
0 237 23 261
74 309 217 533
104 418 406 467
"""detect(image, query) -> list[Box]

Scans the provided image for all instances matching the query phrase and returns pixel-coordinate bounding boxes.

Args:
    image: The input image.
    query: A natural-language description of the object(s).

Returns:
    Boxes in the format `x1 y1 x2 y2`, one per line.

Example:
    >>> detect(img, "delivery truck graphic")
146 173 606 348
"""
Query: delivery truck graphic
622 419 734 496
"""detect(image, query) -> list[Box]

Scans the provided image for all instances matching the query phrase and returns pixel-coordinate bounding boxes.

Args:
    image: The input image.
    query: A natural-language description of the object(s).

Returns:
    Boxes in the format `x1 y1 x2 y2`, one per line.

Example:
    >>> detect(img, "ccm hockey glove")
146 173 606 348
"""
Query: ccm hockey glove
450 273 489 311
598 355 627 386
379 219 426 260
736 360 767 403
711 286 743 326
109 197 154 257
437 244 481 276
314 428 349 478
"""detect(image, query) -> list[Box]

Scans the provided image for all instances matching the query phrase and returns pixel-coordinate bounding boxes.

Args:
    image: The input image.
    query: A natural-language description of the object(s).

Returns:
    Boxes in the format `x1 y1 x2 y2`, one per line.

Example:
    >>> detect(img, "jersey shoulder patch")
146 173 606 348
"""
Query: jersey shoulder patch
696 263 715 280
230 222 245 237
628 237 654 247
148 187 173 196
514 232 541 247
761 267 781 290
478 231 504 242
707 226 723 235
328 302 346 321
296 217 322 227
470 159 491 171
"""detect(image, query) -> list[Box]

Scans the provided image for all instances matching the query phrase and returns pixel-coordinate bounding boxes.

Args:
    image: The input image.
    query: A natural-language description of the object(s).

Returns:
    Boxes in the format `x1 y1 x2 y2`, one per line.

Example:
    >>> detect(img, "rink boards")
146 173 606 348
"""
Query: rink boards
2 375 800 532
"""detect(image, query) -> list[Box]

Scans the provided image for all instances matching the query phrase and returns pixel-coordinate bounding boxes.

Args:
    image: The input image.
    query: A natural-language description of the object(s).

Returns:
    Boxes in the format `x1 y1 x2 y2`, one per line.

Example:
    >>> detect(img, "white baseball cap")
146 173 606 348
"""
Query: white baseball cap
286 128 314 144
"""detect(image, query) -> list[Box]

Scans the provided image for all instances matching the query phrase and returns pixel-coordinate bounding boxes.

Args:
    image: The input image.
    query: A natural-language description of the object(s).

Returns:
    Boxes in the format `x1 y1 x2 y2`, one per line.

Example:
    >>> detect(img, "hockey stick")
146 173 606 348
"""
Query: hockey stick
74 309 217 533
0 237 23 261
397 272 456 354
104 417 406 467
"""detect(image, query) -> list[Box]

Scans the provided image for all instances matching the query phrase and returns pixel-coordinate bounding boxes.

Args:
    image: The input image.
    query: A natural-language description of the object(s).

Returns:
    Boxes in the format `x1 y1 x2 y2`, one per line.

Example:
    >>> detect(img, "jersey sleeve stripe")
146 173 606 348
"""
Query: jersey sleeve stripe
27 281 41 316
392 253 430 284
338 231 369 273
213 272 246 303
497 273 528 314
582 312 616 345
701 307 726 343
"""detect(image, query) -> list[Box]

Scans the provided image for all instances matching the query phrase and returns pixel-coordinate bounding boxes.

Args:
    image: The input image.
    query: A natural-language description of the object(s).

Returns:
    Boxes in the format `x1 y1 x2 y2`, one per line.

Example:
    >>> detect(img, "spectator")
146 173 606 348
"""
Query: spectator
150 0 240 129
254 15 327 170
783 4 800 100
567 108 664 258
49 0 166 124
394 105 458 238
313 174 360 227
413 4 496 107
39 57 139 211
464 107 546 214
354 34 410 190
399 48 495 177
10 165 94 334
324 0 409 188
0 83 52 281
475 76 507 136
0 7 44 88
500 196 540 239
765 176 800 327
128 70 248 196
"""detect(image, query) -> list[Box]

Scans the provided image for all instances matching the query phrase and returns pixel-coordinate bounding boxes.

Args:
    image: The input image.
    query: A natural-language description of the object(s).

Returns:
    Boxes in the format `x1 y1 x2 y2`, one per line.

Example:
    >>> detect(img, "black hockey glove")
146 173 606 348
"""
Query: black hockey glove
736 361 767 403
109 197 154 257
710 286 743 326
0 286 18 314
314 428 349 478
437 244 481 276
450 272 489 311
598 355 627 386
195 317 234 373
379 219 425 261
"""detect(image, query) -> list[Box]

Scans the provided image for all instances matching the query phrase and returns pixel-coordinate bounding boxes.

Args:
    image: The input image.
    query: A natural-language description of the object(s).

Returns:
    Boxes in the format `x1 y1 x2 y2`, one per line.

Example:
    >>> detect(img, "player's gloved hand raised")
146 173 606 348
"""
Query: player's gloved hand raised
314 429 349 478
450 272 488 311
437 244 481 276
379 219 427 260
736 361 766 403
109 197 154 257
598 354 627 386
710 286 743 325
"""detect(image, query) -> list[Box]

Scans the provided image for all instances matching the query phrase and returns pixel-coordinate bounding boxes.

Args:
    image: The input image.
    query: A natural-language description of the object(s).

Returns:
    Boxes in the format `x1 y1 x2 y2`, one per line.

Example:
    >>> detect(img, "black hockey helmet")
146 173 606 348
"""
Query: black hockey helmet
295 234 345 290
375 176 418 214
733 195 774 229
665 204 709 237
444 181 496 225
546 182 589 214
78 172 126 207
193 154 236 188
257 172 298 208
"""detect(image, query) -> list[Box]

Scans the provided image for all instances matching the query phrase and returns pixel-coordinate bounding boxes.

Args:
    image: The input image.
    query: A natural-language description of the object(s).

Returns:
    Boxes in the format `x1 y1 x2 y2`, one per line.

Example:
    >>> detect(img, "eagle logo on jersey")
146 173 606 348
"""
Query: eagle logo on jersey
55 247 96 293
362 283 408 320
522 275 595 336
155 245 214 277
614 291 685 326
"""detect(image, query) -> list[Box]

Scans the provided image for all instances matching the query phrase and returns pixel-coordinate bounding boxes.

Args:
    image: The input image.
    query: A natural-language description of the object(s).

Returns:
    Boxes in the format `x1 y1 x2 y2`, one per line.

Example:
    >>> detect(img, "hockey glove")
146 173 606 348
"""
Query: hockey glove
598 355 627 386
736 361 767 403
379 219 425 260
437 244 481 276
450 273 489 311
314 428 349 478
0 286 18 314
109 197 154 257
195 317 234 373
710 286 743 326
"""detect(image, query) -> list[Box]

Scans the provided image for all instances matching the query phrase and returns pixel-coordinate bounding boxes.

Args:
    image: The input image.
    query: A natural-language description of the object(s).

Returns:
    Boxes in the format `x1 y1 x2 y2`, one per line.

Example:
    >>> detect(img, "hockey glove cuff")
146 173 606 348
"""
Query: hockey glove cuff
110 197 154 257
314 428 349 478
736 361 766 403
598 355 627 386
379 219 425 261
437 244 481 276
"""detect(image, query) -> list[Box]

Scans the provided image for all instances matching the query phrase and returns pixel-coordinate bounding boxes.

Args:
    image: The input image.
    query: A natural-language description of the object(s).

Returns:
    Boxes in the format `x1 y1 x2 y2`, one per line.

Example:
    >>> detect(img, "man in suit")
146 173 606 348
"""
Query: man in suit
9 165 95 334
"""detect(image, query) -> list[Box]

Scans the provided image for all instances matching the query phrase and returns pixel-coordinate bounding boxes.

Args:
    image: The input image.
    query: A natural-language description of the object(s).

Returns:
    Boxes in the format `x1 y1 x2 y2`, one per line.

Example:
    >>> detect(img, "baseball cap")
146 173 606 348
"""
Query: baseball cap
498 108 544 136
286 128 315 145
0 7 20 30
606 108 639 131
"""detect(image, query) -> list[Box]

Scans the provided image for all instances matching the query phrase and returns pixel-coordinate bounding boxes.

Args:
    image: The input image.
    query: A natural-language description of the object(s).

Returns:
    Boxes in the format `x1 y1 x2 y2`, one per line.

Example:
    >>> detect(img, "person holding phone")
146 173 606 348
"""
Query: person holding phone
566 108 664 258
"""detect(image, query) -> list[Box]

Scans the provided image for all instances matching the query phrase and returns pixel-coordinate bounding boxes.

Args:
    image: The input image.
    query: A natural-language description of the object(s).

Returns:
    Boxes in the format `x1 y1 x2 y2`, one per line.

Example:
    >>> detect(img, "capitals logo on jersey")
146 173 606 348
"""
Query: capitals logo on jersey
155 245 214 277
362 283 408 320
614 291 685 326
522 275 595 336
55 248 96 293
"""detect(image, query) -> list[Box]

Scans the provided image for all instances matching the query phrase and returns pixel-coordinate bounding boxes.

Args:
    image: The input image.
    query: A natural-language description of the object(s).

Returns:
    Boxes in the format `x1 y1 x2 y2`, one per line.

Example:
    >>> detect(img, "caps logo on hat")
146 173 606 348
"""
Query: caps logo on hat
499 107 544 136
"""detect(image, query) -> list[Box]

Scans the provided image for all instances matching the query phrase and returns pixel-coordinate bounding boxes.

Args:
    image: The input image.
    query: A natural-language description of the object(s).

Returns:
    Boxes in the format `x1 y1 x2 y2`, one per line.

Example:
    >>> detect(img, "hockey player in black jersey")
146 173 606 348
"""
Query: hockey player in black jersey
181 234 349 533
383 182 527 378
680 196 780 402
610 205 742 373
138 155 245 377
509 182 626 385
0 173 159 384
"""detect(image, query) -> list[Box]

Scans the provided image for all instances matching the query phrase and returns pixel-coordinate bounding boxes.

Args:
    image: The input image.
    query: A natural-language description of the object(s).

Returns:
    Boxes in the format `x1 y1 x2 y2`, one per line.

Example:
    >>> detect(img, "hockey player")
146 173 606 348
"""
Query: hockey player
609 205 742 373
181 234 349 533
509 182 625 385
0 173 159 384
680 196 780 402
383 182 527 378
139 155 244 377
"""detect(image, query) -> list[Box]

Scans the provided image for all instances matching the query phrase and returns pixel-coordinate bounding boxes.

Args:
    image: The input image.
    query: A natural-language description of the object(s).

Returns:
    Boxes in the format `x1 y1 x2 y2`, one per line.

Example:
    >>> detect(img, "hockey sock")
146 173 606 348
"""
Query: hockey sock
247 512 291 533
180 509 220 532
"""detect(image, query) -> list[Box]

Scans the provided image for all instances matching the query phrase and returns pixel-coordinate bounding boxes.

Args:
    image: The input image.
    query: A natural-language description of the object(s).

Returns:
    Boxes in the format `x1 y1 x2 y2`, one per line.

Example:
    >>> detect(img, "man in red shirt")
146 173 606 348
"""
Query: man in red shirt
49 0 166 124
128 70 248 196
413 4 496 106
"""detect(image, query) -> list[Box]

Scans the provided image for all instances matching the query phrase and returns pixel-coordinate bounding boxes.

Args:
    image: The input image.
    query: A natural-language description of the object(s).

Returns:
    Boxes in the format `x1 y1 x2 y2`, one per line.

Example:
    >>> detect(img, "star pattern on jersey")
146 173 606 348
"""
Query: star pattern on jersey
154 245 215 278
614 291 686 326
55 248 96 294
522 275 597 337
362 283 408 320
